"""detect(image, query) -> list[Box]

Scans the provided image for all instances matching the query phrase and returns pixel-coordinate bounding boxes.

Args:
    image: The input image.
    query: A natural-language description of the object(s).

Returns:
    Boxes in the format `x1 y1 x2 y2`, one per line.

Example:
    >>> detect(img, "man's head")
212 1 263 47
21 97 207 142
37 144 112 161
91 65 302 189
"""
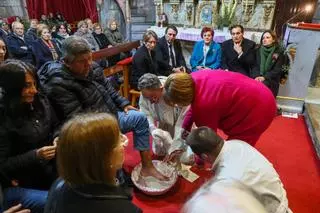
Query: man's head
138 73 163 104
230 24 244 44
186 127 224 164
0 21 9 31
12 21 24 36
30 19 38 29
61 36 92 77
165 25 178 43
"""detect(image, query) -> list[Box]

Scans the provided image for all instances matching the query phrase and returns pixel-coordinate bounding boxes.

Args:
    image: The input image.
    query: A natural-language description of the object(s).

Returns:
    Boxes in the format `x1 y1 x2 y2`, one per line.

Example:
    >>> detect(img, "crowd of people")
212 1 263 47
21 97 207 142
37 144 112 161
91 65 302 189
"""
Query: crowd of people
0 12 292 213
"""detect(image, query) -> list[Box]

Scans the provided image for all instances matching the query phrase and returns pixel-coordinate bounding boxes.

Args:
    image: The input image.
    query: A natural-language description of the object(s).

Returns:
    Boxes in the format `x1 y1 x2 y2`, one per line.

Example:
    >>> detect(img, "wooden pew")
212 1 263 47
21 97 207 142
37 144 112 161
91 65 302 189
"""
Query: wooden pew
92 41 140 99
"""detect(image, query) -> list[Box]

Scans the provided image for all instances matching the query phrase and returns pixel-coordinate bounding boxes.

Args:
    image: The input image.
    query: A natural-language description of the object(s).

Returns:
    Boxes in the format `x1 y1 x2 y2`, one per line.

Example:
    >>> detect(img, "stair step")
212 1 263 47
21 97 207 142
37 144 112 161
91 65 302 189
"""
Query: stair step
304 103 320 159
131 16 146 23
131 23 152 31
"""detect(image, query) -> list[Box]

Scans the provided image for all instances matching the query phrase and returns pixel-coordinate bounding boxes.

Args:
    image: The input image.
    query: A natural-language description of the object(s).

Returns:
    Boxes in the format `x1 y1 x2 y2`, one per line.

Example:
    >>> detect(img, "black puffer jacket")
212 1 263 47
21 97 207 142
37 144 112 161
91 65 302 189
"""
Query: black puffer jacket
37 62 130 121
0 94 58 189
45 178 142 213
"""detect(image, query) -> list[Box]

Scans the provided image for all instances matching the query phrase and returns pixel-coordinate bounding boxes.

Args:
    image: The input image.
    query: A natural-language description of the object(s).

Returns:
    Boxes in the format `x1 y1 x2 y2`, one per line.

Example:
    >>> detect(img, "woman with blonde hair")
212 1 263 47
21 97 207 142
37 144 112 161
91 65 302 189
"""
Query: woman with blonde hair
163 70 277 146
32 25 61 69
44 113 142 213
104 19 124 46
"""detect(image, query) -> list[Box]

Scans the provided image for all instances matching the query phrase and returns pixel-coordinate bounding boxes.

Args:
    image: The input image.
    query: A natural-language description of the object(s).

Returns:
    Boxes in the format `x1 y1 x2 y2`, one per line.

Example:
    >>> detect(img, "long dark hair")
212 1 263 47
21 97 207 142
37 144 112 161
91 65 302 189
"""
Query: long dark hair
0 38 9 61
0 59 37 116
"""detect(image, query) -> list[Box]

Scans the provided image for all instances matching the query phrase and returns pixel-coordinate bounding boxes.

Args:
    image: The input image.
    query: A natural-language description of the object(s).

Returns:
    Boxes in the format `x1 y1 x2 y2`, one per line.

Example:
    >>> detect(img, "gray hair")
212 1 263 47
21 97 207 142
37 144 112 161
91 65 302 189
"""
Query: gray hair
142 30 158 43
61 36 91 62
138 73 161 90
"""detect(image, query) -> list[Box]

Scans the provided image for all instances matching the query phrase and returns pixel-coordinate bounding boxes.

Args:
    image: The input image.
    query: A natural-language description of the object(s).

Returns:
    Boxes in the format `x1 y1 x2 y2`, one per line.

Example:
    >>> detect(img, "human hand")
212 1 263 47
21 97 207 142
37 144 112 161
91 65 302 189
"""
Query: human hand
196 66 205 70
124 105 138 114
233 43 243 55
181 129 190 140
36 145 56 160
255 76 265 82
53 137 59 147
163 149 184 163
4 204 30 213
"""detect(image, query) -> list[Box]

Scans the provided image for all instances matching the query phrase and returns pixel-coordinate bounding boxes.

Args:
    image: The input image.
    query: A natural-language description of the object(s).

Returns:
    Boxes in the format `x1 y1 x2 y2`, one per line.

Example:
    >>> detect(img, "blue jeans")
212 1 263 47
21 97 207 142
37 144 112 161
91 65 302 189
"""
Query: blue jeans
3 187 47 213
118 110 150 151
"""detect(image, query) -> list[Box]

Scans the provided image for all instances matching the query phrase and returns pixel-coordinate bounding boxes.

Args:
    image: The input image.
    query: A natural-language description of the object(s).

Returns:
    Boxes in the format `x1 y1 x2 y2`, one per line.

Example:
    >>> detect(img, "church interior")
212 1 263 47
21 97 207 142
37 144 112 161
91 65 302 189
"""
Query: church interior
0 0 319 212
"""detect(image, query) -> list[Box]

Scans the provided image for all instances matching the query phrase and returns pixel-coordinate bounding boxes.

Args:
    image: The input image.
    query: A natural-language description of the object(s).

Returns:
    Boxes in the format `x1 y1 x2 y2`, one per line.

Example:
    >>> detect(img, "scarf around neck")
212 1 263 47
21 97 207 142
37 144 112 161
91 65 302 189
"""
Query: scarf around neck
259 45 276 75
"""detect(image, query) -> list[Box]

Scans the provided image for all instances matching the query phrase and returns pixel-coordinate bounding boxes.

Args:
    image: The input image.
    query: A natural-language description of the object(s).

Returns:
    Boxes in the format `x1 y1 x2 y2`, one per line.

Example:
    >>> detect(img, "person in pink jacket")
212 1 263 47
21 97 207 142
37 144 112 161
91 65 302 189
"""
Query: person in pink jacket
163 70 276 146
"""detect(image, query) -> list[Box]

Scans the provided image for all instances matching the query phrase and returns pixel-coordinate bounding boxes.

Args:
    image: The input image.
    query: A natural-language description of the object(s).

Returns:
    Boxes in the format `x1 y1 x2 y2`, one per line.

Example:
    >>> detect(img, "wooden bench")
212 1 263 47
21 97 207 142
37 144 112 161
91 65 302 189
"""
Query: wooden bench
92 41 140 99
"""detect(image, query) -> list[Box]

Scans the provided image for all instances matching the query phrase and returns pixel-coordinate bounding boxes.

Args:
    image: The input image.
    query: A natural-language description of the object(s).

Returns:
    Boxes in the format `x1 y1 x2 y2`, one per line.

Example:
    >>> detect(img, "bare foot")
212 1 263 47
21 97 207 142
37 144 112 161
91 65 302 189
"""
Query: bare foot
140 164 169 181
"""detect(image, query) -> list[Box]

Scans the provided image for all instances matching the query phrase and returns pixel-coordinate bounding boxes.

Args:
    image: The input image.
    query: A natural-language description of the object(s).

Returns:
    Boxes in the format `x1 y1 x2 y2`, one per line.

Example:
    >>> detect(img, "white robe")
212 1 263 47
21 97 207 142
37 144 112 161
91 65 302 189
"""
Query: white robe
211 140 292 213
139 77 193 162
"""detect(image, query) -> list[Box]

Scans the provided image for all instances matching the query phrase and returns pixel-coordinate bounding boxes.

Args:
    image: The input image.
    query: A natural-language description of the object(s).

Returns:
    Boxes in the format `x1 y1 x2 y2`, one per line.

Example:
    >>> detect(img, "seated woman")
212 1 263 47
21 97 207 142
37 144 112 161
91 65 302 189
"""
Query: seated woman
44 113 142 213
104 19 124 46
0 38 8 62
52 23 70 51
74 20 99 51
0 60 59 213
131 30 159 89
190 27 221 72
32 26 61 69
251 30 285 97
92 23 112 50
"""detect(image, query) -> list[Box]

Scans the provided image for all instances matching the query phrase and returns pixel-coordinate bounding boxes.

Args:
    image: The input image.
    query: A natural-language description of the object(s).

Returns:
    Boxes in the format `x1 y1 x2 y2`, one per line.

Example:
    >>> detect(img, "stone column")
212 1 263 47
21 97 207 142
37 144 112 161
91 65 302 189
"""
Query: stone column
312 0 320 23
0 0 28 19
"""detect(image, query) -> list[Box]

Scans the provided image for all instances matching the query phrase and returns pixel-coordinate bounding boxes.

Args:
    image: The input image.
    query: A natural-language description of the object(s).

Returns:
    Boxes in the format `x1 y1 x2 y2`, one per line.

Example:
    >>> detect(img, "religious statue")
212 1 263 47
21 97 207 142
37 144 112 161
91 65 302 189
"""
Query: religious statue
158 12 168 27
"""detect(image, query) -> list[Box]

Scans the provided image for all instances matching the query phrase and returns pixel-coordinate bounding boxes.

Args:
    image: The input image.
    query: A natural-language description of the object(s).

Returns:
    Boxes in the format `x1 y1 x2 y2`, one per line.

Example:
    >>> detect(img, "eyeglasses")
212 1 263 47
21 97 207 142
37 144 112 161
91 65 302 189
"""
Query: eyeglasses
147 40 157 44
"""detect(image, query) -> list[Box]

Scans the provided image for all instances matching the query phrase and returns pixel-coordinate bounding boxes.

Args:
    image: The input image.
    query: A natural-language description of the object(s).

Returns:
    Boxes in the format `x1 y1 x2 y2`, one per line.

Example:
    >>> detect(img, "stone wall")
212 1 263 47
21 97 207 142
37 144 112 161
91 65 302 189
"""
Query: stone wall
0 0 28 19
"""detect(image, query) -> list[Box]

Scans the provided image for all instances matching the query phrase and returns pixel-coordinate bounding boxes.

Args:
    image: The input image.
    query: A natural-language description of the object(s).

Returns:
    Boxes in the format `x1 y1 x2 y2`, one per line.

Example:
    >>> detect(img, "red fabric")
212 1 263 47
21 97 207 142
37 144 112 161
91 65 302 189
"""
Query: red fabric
125 115 320 213
26 0 98 23
183 70 277 146
117 57 133 65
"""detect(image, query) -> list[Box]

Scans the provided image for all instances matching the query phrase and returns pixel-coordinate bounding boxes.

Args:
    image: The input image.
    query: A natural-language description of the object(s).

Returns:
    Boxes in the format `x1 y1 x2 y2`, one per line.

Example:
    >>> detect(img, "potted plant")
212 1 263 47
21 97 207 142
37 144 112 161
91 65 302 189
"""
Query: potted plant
217 0 237 31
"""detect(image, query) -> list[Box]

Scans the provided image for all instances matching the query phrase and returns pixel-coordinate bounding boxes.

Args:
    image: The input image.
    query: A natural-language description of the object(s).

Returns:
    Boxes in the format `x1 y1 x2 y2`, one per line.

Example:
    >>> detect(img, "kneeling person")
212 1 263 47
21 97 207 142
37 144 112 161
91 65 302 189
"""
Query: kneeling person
138 73 194 164
186 127 292 213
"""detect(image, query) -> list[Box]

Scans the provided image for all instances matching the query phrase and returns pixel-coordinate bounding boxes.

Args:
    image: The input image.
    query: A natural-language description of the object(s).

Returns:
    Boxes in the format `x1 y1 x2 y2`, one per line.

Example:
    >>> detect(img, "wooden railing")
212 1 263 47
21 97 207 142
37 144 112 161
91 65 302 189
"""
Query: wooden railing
92 41 141 99
92 40 140 60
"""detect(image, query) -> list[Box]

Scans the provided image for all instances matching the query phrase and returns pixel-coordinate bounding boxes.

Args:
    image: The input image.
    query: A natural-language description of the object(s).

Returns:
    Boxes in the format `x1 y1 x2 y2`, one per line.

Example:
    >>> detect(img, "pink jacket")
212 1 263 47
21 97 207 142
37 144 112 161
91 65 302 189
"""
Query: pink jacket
183 70 276 144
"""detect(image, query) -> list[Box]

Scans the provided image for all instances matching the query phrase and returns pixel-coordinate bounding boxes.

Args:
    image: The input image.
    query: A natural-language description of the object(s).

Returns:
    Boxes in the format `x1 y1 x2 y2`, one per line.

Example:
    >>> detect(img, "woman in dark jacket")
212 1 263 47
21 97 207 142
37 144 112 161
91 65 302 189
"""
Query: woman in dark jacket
131 30 159 89
44 113 141 213
52 23 69 51
0 60 59 213
251 30 285 97
92 23 112 50
32 26 61 69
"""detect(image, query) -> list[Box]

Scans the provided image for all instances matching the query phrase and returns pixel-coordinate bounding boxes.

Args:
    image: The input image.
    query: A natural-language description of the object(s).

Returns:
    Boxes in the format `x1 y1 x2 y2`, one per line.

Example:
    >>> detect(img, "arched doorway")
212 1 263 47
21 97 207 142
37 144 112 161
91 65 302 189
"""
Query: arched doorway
99 0 126 37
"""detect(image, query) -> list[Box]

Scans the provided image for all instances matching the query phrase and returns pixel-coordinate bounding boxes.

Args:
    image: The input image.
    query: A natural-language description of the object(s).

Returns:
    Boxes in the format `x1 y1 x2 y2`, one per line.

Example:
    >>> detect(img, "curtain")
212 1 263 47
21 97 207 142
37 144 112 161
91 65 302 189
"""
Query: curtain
26 0 98 23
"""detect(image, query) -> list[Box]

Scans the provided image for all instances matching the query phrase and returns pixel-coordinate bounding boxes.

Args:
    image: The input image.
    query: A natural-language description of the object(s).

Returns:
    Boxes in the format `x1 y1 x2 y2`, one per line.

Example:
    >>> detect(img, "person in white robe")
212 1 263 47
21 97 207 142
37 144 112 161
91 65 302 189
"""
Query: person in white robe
138 73 194 164
183 179 268 213
185 126 292 213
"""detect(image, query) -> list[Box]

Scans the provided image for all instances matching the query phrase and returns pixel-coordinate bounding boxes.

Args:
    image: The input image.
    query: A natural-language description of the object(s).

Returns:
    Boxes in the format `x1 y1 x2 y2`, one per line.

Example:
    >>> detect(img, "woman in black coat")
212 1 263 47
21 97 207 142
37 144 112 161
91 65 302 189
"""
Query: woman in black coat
44 113 141 213
251 30 285 97
0 60 59 213
131 30 159 89
32 26 61 69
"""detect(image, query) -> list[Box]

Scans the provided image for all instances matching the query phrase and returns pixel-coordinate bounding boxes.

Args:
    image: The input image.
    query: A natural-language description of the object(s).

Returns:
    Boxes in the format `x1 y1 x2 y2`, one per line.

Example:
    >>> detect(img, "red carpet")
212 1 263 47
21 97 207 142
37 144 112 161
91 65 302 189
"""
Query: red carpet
124 115 320 213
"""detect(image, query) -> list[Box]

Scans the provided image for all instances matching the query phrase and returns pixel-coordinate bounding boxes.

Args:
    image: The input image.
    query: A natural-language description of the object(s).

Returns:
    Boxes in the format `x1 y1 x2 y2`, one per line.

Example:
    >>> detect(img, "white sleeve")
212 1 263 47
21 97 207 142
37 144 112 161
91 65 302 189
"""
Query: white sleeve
139 96 156 132
173 105 190 140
